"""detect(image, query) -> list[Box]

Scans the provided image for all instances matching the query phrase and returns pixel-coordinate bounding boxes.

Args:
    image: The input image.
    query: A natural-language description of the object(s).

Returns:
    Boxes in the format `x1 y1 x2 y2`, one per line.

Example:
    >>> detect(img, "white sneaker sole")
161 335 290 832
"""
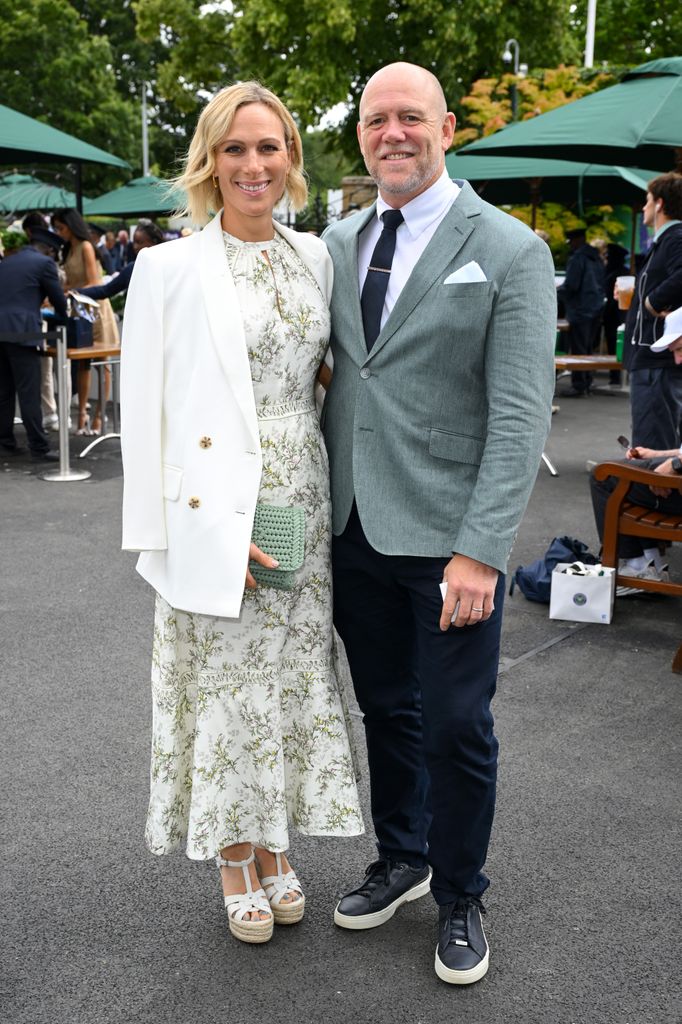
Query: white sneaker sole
434 945 489 985
334 872 432 930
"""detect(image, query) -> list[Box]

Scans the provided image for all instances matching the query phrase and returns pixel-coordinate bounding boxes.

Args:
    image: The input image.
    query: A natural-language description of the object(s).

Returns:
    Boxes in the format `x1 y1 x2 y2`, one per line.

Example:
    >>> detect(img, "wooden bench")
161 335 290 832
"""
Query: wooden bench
554 354 622 373
593 460 682 671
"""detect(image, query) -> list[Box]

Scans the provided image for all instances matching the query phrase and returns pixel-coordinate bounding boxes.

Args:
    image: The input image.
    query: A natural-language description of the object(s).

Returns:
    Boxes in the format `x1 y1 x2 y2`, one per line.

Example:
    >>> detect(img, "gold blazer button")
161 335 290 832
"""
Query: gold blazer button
188 496 201 509
199 436 212 449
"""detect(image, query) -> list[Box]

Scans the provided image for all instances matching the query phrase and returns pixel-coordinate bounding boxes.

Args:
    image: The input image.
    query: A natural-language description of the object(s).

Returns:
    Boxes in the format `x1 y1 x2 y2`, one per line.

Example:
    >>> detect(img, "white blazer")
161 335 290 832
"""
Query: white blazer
120 213 333 618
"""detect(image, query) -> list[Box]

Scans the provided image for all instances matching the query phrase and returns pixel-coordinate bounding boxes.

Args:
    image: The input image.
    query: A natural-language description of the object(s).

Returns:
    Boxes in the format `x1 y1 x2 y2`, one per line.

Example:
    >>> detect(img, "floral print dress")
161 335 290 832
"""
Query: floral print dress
145 231 364 860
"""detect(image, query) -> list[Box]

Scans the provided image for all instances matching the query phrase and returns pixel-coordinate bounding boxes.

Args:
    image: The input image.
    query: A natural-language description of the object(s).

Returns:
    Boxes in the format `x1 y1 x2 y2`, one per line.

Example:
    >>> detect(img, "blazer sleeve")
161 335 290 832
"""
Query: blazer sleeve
452 235 557 571
120 247 167 551
77 261 134 301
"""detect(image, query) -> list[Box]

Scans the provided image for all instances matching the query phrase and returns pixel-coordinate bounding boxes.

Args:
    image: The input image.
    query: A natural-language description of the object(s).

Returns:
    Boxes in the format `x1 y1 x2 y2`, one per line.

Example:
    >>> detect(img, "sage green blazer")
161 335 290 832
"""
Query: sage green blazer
321 181 557 573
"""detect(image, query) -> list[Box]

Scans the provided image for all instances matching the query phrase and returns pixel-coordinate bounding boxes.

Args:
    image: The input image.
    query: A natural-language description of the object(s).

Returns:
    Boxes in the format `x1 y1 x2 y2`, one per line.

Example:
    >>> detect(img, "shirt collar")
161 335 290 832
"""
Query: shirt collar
375 168 460 240
654 219 681 241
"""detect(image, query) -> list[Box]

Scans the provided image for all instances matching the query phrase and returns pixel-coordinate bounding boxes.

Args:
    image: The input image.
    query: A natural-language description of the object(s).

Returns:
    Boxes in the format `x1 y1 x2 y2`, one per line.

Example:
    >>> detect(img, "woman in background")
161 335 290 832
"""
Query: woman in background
52 208 119 435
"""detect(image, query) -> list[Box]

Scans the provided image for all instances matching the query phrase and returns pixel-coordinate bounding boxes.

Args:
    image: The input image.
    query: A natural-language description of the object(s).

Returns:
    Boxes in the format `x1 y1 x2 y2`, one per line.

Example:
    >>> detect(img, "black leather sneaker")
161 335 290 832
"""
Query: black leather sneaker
334 858 431 930
435 897 489 985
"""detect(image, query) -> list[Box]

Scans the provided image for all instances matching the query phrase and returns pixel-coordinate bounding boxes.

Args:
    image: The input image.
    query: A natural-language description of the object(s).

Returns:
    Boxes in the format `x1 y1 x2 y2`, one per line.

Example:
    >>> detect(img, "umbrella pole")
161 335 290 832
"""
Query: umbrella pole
629 204 637 270
529 179 541 230
75 162 83 213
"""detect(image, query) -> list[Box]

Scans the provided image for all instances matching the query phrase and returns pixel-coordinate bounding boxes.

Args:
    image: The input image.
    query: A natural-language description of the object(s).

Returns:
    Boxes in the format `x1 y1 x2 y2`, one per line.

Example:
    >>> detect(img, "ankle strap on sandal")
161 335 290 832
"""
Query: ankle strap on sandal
215 850 256 870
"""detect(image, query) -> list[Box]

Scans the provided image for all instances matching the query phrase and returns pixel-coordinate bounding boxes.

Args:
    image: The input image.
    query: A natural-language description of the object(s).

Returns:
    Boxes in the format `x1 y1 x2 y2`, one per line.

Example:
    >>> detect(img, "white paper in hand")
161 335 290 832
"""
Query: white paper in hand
439 580 459 623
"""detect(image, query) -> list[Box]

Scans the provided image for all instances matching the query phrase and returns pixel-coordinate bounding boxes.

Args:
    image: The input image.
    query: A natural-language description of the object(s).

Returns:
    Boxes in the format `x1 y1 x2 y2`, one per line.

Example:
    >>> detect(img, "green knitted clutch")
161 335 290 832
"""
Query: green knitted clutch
249 503 306 590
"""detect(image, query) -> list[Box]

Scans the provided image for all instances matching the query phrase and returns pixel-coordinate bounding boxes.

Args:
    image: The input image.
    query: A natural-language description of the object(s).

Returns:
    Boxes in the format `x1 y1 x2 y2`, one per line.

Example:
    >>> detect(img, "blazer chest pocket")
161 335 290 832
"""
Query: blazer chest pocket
439 281 495 300
162 463 183 501
429 429 484 465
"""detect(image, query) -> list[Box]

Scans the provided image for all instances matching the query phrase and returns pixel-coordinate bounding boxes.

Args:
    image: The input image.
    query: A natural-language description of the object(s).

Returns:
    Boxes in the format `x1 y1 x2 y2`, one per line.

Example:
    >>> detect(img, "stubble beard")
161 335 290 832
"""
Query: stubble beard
369 151 441 197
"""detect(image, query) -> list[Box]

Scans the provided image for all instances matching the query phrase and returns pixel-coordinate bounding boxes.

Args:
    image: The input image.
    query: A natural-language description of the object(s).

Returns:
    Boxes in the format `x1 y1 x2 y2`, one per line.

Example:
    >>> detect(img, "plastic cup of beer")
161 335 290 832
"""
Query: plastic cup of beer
616 275 635 310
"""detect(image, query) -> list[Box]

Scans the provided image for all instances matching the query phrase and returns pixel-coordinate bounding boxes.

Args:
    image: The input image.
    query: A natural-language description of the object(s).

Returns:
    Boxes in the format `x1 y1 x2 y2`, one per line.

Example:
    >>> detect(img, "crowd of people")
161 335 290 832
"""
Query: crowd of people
0 210 167 457
2 62 682 991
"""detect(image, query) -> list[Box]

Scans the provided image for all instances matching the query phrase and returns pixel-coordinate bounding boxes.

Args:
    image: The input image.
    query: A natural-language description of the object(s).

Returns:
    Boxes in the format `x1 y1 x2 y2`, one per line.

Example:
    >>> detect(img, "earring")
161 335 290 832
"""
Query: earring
212 175 218 189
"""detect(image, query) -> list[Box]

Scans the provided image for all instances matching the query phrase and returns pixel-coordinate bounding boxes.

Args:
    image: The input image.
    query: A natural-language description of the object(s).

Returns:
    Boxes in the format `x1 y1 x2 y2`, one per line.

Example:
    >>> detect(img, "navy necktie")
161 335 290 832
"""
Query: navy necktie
361 209 404 351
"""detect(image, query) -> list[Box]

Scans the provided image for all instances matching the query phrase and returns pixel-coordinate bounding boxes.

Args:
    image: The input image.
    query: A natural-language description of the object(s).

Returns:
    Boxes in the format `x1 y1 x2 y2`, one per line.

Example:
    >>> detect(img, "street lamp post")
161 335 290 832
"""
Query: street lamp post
502 38 528 121
141 82 150 177
584 0 597 68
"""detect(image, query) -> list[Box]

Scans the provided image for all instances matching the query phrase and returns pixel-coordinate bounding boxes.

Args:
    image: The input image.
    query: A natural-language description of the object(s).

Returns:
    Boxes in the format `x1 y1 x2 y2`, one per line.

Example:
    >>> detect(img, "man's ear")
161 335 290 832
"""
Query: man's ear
442 112 456 151
356 120 365 156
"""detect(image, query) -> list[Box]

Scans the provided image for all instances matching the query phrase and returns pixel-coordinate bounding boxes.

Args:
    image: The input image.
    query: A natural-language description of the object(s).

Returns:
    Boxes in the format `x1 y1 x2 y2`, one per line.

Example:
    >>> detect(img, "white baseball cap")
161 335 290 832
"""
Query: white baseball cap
651 306 682 352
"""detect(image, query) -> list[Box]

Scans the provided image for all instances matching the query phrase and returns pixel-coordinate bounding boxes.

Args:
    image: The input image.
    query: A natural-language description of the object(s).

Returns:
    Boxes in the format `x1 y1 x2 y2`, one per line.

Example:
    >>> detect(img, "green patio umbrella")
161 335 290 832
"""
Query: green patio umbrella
85 175 184 217
445 153 654 215
0 104 129 169
459 57 682 171
0 103 129 211
0 172 78 213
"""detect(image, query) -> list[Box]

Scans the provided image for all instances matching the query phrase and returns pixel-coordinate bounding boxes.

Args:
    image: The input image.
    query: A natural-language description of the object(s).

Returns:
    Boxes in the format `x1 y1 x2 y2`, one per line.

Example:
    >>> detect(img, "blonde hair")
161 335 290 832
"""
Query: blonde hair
174 82 307 224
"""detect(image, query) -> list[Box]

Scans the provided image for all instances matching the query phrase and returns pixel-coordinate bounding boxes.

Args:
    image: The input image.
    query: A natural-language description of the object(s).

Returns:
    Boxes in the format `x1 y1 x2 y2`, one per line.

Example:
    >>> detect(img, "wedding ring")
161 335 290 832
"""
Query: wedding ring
472 606 484 612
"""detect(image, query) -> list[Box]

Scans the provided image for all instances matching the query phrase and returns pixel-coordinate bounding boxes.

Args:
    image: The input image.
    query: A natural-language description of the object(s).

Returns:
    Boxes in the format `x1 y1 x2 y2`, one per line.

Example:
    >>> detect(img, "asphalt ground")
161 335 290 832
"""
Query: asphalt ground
2 375 681 1024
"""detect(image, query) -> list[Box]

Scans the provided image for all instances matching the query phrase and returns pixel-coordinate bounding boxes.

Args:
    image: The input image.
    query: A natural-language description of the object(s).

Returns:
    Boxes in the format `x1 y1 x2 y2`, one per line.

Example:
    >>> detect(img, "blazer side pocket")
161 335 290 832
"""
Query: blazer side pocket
162 463 183 501
429 429 484 465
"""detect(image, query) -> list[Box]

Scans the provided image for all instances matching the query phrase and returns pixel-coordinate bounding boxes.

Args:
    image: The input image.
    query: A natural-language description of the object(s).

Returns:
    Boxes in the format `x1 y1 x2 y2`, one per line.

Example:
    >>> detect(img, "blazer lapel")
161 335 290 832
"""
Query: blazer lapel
341 205 376 357
365 182 483 362
198 213 260 448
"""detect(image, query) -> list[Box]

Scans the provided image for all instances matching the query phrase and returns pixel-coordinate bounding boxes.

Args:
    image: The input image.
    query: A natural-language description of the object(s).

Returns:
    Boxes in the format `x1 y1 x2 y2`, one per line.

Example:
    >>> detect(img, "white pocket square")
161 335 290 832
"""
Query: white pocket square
444 261 488 284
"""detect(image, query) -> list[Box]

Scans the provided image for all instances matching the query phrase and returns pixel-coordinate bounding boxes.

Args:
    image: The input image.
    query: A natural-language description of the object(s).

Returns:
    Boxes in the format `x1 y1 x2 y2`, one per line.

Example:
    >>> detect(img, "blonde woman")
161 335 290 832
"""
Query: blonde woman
120 83 363 945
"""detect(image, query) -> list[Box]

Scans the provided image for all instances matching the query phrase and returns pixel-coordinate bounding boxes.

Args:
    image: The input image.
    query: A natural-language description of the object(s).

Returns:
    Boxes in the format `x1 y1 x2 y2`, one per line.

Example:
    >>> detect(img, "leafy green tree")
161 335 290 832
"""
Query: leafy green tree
0 0 139 191
133 0 578 169
231 0 579 165
569 0 682 66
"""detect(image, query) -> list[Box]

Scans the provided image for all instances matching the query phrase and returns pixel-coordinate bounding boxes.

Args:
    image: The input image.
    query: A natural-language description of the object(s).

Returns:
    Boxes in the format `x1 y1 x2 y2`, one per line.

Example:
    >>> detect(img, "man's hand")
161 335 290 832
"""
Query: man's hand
440 554 499 630
245 542 279 589
627 445 656 460
647 458 678 498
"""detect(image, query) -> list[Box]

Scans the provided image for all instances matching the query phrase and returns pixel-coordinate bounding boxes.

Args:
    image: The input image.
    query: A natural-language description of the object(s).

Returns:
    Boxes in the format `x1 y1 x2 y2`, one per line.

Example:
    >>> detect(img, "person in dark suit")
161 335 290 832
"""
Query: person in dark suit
0 228 67 460
621 173 682 448
111 229 133 271
558 227 606 396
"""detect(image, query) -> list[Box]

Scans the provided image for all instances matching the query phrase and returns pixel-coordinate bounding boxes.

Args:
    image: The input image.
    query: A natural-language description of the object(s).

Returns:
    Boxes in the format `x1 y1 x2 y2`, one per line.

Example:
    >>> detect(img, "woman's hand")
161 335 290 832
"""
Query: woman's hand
245 542 279 590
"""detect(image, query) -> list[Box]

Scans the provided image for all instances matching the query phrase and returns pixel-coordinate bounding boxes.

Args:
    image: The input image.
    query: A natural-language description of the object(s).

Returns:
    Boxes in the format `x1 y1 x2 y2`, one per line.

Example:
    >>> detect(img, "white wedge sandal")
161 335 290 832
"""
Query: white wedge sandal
216 851 274 944
257 851 305 925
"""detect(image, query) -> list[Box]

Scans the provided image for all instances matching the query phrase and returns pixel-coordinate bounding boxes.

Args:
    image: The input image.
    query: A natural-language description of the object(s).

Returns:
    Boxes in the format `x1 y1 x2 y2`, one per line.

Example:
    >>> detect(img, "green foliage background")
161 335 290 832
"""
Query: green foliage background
0 0 679 200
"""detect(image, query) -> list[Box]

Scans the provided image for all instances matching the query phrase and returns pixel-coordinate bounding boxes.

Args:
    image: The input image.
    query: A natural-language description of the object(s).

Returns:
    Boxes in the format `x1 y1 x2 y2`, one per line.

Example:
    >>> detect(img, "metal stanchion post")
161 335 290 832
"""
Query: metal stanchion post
41 324 91 482
79 357 121 458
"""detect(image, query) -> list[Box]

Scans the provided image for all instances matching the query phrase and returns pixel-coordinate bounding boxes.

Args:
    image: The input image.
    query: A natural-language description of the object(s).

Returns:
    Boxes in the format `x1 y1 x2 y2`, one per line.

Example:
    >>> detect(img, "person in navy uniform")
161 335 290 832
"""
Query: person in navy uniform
0 227 67 460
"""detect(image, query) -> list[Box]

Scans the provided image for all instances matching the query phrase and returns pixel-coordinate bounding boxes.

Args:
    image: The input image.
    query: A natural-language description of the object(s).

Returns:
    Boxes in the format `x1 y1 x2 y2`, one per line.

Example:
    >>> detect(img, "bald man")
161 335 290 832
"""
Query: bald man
321 64 556 984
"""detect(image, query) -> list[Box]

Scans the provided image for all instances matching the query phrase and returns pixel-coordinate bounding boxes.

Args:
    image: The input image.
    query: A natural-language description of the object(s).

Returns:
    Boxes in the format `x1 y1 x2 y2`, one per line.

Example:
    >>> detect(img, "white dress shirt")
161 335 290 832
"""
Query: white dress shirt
357 169 461 331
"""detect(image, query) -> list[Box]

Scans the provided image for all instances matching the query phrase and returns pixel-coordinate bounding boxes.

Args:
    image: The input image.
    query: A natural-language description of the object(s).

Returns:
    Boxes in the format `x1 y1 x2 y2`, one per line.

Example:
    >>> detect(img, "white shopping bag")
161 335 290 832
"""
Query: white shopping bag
549 563 616 624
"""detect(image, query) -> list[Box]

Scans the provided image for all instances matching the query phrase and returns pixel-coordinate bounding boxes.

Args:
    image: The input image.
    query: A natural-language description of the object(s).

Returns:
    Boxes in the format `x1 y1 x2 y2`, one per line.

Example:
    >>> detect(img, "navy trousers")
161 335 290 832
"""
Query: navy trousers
0 342 48 455
567 315 601 392
332 505 504 905
629 368 682 450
